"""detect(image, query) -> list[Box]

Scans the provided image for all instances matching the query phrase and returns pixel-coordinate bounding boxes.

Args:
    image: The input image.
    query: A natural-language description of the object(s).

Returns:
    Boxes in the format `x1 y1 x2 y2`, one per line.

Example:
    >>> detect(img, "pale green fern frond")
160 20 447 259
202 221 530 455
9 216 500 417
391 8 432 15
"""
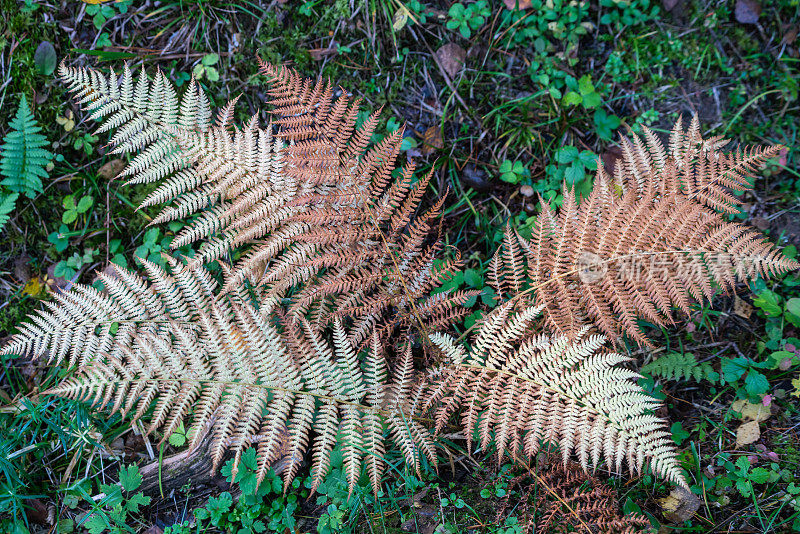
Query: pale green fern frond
0 95 53 198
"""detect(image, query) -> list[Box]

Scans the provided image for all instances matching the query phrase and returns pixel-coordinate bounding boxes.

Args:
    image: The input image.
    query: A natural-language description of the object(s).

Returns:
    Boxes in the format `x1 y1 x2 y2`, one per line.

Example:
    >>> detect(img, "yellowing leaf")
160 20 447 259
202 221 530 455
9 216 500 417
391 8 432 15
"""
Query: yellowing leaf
658 487 700 522
731 399 771 422
56 114 75 132
393 7 409 32
22 277 45 297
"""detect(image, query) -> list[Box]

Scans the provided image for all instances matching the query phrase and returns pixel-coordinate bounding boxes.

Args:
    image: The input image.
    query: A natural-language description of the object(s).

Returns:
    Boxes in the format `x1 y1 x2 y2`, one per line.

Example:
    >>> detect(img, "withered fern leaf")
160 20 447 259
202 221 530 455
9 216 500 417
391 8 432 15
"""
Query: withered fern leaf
1 259 435 495
489 124 798 345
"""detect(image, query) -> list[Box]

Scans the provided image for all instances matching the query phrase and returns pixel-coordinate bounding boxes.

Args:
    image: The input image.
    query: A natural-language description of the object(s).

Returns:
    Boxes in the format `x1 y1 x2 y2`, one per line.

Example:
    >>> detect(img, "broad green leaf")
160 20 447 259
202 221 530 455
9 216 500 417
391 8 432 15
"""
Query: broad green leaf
119 464 143 492
34 41 57 76
555 146 579 164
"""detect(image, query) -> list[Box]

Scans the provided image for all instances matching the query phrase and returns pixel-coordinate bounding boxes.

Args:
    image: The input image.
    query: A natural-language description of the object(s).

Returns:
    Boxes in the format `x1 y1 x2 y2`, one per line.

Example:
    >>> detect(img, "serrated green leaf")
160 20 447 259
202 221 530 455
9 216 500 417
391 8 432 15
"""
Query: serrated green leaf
77 196 94 213
118 464 143 492
721 357 748 383
753 290 782 317
83 513 109 534
564 165 585 184
744 371 769 397
748 467 771 484
578 75 594 95
555 146 579 164
125 492 150 513
562 91 582 106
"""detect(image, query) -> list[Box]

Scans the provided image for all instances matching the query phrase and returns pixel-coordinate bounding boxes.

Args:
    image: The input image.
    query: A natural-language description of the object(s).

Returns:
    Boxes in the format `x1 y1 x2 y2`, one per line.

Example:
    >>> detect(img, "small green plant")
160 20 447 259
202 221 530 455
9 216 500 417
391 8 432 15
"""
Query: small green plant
643 352 720 383
498 159 529 184
61 194 94 224
599 0 659 28
446 1 490 39
550 146 598 185
593 108 621 141
715 454 779 499
193 53 220 82
85 0 132 30
720 356 772 401
562 74 603 109
73 131 99 155
54 247 98 280
134 227 171 266
78 464 151 534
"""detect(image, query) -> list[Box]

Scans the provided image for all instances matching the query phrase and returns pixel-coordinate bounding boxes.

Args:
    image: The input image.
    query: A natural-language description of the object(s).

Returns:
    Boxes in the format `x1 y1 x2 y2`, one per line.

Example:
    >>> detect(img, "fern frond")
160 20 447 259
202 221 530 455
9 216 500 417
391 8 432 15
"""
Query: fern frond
526 461 652 534
421 302 686 488
613 116 782 214
0 95 53 198
0 191 18 232
0 255 214 367
6 258 434 493
502 147 798 345
60 62 461 339
642 352 719 383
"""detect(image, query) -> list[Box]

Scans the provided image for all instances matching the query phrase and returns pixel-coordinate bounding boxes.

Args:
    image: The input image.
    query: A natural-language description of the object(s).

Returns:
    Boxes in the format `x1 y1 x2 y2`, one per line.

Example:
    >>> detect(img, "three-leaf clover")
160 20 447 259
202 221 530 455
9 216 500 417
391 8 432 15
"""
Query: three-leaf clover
553 146 598 184
594 108 621 141
499 160 529 184
193 54 220 82
73 132 99 155
563 75 602 109
62 194 93 224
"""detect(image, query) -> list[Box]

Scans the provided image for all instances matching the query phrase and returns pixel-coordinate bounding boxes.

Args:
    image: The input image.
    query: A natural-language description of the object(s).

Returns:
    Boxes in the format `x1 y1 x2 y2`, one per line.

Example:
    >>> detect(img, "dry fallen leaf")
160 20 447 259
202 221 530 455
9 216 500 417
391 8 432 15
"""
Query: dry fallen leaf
97 158 126 180
659 487 700 523
434 43 466 79
736 420 761 446
503 0 532 9
735 0 761 24
23 277 46 297
732 399 771 422
734 295 753 318
56 110 75 132
421 126 443 155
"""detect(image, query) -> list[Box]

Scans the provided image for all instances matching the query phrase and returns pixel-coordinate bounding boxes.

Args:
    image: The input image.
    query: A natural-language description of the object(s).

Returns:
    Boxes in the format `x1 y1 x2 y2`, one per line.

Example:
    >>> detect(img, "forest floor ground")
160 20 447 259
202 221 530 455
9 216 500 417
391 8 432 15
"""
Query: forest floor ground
1 0 800 532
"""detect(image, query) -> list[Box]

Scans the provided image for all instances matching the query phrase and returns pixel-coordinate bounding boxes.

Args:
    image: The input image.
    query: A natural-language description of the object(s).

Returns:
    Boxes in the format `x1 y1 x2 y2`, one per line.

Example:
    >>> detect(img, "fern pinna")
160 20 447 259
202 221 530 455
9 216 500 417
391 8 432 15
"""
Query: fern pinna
2 60 796 495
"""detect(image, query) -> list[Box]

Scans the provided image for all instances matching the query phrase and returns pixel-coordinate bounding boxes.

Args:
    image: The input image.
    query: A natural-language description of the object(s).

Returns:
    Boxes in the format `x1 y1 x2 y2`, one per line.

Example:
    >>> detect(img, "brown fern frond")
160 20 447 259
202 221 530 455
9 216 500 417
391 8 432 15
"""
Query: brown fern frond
613 115 783 214
420 302 686 487
5 258 435 494
491 130 797 345
495 461 652 534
